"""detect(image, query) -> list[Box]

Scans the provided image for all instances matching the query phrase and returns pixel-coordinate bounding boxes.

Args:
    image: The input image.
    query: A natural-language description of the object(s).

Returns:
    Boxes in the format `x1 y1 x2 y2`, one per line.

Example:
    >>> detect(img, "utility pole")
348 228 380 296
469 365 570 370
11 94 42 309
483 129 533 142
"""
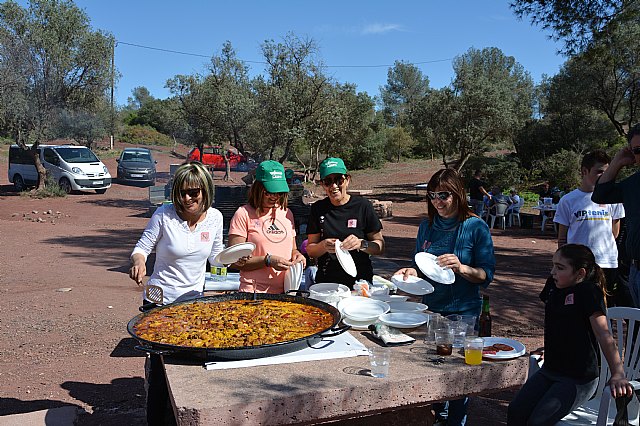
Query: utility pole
110 38 115 150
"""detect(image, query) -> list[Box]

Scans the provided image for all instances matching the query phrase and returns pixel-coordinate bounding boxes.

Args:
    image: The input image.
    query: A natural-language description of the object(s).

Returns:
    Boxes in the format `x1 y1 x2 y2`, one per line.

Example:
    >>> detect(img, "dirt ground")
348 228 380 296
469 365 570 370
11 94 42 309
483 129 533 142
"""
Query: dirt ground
0 143 556 425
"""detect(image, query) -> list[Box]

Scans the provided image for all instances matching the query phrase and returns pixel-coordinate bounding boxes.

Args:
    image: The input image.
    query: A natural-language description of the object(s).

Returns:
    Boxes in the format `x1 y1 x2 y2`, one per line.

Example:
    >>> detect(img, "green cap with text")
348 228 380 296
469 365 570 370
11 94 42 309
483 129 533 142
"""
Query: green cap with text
255 160 289 193
319 157 347 179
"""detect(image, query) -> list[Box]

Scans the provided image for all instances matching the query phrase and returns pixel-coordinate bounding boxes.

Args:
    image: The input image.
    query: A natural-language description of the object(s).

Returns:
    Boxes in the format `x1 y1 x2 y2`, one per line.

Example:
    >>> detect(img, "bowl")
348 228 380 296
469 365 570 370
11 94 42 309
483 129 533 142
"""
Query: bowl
337 297 390 322
309 283 351 305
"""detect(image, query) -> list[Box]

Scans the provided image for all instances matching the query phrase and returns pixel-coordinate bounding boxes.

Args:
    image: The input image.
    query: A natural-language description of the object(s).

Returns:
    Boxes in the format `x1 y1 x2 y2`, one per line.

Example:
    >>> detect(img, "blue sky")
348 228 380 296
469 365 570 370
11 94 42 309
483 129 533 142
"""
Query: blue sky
70 0 566 106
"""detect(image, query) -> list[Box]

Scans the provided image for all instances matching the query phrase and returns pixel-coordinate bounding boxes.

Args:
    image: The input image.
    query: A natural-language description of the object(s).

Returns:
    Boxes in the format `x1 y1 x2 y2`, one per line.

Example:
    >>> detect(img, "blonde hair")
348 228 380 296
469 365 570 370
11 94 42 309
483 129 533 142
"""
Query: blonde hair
171 162 214 215
247 180 289 215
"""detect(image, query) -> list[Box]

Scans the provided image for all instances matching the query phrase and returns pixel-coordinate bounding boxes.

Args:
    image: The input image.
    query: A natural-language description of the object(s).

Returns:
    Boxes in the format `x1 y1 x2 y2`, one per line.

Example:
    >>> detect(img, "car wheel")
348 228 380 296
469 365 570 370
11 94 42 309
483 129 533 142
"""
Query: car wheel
59 177 72 194
13 175 25 192
95 188 107 194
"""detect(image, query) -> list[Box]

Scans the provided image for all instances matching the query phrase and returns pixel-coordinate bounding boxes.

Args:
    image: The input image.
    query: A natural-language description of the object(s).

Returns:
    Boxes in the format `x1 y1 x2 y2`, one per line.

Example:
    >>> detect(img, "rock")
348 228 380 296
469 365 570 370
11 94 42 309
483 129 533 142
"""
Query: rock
32 210 38 214
56 288 73 292
372 200 393 219
11 213 18 217
37 217 45 223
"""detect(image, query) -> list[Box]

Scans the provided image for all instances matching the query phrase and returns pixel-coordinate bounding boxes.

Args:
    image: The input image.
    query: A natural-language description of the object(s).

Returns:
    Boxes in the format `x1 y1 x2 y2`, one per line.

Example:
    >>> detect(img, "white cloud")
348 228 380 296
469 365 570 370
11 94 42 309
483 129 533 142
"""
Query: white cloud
361 23 403 35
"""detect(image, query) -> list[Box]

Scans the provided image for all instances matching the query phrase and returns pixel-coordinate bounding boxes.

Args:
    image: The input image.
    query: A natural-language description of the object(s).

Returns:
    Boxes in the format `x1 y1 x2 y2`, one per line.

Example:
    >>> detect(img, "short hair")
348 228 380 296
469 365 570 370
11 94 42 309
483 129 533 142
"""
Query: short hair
171 162 214 215
247 180 289 213
627 123 640 143
581 149 610 170
426 168 475 223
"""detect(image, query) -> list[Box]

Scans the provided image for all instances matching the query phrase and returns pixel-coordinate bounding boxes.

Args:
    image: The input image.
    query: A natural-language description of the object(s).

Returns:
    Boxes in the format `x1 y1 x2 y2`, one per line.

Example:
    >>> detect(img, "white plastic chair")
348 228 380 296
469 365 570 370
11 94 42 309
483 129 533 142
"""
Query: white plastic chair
541 211 557 232
489 203 508 230
557 306 640 425
508 198 525 227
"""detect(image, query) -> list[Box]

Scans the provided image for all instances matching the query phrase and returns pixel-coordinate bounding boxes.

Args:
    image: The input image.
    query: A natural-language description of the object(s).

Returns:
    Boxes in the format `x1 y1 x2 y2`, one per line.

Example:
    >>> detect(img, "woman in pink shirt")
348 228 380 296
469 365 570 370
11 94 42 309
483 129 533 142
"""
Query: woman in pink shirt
228 160 306 293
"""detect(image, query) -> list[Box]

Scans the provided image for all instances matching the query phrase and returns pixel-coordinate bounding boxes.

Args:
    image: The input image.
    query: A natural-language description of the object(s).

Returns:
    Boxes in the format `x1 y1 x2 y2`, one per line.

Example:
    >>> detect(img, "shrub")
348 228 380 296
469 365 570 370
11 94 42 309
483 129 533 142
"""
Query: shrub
120 125 172 146
22 174 67 198
533 149 581 192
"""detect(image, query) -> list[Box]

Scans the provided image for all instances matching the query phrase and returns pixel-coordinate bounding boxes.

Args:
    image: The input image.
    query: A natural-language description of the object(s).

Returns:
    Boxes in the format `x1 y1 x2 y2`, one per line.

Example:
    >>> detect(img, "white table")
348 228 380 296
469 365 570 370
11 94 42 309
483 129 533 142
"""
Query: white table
204 272 241 292
532 205 557 231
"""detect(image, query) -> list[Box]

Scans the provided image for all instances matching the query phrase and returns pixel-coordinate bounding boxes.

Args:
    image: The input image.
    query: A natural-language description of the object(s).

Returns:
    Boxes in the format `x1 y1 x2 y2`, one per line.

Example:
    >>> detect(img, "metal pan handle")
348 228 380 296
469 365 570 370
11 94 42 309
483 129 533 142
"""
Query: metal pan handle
318 324 351 337
139 302 158 312
134 345 173 357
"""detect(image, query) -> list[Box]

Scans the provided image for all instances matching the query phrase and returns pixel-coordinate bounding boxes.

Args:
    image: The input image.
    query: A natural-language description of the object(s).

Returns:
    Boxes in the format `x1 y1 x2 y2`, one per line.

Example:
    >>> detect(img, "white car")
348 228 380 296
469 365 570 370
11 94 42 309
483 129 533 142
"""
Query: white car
8 144 112 194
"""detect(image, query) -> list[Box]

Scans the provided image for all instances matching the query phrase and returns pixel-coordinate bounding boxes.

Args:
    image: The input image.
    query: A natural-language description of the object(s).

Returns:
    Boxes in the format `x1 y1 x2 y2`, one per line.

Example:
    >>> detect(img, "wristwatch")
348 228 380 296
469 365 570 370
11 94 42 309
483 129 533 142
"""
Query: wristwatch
360 240 370 251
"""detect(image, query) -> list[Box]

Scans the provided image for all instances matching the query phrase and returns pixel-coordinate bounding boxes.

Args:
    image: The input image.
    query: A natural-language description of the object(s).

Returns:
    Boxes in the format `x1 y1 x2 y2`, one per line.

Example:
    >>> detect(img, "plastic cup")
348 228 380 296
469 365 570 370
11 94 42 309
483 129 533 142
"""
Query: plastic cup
423 313 444 343
464 337 484 365
369 347 391 378
434 329 454 356
451 322 468 348
460 315 478 336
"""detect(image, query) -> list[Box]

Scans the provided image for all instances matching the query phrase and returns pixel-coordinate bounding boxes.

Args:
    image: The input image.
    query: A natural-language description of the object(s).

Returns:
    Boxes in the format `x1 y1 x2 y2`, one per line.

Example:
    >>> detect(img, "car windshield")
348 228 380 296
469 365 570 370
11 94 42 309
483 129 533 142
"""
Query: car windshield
122 152 152 163
54 147 99 163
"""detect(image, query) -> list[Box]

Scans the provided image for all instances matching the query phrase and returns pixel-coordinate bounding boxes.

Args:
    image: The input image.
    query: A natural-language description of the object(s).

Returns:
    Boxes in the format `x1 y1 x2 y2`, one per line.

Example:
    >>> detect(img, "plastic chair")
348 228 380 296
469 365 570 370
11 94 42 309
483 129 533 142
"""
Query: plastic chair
488 203 508 230
558 306 640 425
508 198 525 227
541 211 557 232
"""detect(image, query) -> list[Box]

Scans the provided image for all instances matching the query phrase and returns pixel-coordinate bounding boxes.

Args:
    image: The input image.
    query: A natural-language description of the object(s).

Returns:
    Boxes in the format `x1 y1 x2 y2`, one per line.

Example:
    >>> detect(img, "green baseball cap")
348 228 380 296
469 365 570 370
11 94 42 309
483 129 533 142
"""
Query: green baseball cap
319 157 347 179
255 160 289 193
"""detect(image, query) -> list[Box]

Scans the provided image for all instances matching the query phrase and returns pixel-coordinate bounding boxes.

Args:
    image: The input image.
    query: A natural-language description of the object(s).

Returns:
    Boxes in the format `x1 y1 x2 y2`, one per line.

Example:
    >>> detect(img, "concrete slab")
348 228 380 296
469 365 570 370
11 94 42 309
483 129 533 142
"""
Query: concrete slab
0 406 77 426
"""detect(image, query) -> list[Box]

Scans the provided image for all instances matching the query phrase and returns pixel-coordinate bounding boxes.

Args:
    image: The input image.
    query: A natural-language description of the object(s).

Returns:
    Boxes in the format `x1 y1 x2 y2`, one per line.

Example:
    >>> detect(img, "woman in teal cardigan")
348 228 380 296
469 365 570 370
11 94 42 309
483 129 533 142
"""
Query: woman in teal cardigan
395 168 496 426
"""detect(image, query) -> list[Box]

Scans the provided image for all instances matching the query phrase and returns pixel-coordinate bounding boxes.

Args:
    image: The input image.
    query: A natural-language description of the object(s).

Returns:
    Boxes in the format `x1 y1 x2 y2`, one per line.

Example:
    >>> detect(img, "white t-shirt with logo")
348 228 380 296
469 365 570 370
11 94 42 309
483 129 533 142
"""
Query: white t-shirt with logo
229 204 296 293
553 189 625 268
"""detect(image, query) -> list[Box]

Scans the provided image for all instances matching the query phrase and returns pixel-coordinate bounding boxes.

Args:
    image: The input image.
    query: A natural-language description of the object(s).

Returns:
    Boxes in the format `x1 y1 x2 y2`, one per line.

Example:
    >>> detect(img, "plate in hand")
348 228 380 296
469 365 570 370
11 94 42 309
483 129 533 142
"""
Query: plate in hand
335 240 357 277
284 262 303 293
414 252 455 284
214 242 256 265
391 274 434 295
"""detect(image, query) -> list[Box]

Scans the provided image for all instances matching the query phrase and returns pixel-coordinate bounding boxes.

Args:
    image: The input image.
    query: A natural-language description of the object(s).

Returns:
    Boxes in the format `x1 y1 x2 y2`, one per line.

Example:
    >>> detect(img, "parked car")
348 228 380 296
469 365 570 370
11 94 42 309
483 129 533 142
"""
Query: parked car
186 146 250 171
116 148 157 186
8 144 112 194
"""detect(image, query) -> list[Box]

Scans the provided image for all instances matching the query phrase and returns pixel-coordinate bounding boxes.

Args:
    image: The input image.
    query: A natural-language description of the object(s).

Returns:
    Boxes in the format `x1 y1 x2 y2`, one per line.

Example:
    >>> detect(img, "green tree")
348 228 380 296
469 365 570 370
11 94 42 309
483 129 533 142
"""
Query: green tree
380 61 429 126
510 0 638 54
0 0 113 189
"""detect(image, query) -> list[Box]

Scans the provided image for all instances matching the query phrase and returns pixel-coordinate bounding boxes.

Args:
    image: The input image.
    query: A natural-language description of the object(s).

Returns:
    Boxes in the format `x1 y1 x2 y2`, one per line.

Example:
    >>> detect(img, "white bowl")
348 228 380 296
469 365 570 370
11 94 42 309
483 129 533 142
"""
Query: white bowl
309 283 351 305
337 297 390 322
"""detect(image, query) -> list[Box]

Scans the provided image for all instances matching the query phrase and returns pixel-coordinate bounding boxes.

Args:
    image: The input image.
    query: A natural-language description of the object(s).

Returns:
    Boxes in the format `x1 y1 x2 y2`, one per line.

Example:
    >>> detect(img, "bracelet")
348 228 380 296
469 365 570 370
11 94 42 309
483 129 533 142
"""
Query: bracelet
264 253 271 267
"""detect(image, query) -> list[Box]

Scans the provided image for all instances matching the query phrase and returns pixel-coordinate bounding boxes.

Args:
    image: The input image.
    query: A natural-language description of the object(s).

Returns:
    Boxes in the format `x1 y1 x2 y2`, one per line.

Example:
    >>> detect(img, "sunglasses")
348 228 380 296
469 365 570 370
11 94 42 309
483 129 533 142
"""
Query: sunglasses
179 188 201 198
632 146 640 155
427 191 453 201
322 175 346 187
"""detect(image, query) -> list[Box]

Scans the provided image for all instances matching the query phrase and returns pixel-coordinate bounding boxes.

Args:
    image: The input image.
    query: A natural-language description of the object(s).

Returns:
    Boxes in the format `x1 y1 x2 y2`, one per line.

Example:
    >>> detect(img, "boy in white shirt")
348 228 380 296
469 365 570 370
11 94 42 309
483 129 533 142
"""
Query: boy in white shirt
554 150 625 301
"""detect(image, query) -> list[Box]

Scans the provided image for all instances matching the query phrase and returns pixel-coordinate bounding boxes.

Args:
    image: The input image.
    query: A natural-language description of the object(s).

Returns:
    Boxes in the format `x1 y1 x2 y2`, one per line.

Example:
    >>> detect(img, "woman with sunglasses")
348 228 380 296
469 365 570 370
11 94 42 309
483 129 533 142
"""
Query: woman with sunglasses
128 161 225 424
306 157 385 288
394 168 495 426
228 160 306 293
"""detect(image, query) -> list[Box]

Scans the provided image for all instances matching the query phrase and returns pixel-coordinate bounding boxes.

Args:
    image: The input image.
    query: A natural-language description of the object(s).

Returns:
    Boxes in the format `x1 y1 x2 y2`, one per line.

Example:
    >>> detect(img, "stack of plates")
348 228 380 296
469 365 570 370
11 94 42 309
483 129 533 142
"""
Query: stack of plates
378 312 428 329
387 301 428 313
337 297 390 330
284 262 304 293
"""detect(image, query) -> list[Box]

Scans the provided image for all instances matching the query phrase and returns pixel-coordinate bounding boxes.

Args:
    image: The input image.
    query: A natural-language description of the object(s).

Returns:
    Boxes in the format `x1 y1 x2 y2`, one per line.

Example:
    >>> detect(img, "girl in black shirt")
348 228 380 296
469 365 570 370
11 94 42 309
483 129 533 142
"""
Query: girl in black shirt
508 244 632 425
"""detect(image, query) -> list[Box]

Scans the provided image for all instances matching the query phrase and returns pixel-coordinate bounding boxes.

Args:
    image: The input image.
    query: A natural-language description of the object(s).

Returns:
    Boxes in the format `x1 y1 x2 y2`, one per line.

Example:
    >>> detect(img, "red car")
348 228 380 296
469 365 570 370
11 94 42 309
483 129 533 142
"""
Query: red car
187 146 250 171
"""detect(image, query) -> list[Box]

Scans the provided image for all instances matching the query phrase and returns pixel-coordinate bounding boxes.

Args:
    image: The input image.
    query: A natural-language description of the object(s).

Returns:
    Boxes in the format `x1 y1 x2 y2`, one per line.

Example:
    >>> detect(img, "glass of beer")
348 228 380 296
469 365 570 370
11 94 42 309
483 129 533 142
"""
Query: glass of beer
464 337 484 365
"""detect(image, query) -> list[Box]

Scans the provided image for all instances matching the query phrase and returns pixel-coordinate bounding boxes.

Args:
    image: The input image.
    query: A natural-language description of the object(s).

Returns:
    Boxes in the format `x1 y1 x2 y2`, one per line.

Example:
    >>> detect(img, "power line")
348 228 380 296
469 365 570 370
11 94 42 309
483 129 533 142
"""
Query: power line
116 40 453 69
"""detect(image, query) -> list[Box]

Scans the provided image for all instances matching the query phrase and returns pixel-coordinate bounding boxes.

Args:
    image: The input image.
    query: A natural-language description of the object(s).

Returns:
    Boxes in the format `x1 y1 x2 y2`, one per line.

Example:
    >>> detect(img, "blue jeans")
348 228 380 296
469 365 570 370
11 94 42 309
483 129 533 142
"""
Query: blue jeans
469 199 484 217
629 264 640 308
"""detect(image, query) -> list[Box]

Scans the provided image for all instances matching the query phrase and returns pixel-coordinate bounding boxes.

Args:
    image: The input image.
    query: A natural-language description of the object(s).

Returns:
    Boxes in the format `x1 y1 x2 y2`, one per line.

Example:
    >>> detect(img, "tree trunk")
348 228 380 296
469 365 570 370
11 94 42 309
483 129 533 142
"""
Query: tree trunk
30 144 47 190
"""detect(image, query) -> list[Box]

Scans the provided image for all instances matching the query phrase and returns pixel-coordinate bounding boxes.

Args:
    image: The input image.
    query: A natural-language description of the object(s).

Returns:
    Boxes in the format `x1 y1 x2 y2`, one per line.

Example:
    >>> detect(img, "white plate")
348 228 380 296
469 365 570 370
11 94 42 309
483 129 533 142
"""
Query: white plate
341 316 376 331
335 240 357 277
370 294 409 303
481 337 526 360
378 312 428 329
414 252 455 284
337 297 390 321
387 301 428 313
391 275 435 295
372 275 396 291
342 302 388 322
214 242 256 265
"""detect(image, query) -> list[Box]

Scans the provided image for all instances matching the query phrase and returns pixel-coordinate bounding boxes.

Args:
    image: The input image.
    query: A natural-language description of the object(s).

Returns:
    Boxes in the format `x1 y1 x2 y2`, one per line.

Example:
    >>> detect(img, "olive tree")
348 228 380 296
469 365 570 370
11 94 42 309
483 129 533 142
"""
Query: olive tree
0 0 113 190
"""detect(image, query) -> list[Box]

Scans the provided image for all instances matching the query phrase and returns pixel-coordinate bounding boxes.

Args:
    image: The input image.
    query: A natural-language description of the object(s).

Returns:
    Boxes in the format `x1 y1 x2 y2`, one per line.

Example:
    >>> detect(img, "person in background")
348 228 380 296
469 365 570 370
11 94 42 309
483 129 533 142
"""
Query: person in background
554 150 625 303
508 189 521 210
129 161 225 424
228 160 305 294
538 181 553 201
305 157 384 288
488 186 512 211
592 123 640 307
394 168 496 426
468 169 491 217
507 244 633 424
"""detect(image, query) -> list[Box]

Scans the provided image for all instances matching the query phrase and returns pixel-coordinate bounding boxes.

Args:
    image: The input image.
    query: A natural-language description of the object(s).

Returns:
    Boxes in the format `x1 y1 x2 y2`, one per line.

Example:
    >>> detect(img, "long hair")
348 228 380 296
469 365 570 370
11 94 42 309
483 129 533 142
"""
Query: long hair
557 244 607 305
170 161 214 216
247 180 289 215
426 168 475 224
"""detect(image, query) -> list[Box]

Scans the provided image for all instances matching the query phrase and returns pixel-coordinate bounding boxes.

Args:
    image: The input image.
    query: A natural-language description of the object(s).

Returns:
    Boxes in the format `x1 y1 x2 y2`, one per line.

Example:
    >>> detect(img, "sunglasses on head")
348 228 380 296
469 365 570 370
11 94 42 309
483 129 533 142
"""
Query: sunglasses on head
322 175 346 187
632 146 640 155
427 191 452 201
179 188 201 198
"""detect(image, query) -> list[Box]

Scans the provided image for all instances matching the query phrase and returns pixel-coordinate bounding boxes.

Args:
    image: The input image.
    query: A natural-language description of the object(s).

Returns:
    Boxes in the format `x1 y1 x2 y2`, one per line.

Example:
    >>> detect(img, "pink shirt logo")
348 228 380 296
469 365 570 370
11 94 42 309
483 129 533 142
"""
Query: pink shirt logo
347 219 357 228
564 293 574 305
200 232 210 242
